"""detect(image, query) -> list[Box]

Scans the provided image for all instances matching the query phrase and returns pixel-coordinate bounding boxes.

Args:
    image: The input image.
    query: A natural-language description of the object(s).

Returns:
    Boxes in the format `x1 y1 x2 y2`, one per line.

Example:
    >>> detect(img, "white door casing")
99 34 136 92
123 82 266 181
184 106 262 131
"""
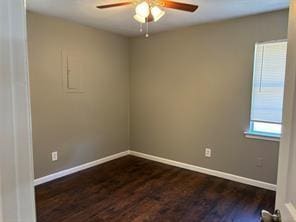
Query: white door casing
276 0 296 221
0 0 36 221
0 177 3 222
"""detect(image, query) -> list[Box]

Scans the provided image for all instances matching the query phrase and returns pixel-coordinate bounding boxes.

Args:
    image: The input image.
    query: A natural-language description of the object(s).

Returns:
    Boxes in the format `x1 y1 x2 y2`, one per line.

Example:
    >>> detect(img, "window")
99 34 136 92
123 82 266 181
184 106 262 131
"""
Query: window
247 40 287 139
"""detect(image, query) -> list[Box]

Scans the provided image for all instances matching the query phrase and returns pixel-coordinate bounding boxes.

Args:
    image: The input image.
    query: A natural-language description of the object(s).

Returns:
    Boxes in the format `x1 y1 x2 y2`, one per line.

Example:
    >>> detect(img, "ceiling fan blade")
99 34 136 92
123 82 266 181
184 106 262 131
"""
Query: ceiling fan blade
96 2 133 9
159 0 198 12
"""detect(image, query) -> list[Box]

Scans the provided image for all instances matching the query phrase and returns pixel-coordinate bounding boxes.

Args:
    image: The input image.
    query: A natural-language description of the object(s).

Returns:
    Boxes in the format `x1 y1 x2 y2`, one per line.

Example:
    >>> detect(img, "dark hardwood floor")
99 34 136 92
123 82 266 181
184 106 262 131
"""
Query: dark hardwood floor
35 156 275 222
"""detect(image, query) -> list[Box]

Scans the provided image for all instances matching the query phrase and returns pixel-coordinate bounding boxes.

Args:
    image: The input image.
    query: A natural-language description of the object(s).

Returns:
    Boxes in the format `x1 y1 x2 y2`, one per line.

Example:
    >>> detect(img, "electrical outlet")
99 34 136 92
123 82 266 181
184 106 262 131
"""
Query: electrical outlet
52 151 58 162
205 148 211 158
256 157 263 167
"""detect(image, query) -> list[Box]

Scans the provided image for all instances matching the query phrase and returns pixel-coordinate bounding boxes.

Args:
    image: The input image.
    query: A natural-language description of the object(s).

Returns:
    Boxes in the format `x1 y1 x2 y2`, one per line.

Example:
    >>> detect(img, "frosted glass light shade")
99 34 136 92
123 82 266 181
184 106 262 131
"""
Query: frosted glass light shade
135 1 150 18
134 14 146 23
151 6 165 21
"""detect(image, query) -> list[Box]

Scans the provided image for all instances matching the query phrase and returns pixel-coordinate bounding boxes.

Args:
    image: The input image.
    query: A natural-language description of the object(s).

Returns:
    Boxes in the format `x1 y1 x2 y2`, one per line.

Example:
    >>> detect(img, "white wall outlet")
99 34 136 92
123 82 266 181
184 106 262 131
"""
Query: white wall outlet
205 148 211 158
52 151 58 162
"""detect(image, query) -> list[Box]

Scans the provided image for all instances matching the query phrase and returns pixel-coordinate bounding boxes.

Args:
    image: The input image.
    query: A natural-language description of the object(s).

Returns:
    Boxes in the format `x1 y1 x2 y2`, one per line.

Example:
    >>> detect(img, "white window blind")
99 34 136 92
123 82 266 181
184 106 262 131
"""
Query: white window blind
250 41 287 126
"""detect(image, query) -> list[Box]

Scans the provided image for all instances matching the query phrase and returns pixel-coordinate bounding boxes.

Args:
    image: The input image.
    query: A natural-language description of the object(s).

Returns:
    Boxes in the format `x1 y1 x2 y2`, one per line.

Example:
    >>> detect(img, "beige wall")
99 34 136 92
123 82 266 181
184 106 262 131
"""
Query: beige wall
27 12 130 178
130 10 288 184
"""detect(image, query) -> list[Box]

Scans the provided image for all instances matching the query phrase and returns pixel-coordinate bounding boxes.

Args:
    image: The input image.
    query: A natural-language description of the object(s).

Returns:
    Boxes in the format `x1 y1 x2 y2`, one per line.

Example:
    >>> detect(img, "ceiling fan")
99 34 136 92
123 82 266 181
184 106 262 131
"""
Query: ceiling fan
96 0 199 37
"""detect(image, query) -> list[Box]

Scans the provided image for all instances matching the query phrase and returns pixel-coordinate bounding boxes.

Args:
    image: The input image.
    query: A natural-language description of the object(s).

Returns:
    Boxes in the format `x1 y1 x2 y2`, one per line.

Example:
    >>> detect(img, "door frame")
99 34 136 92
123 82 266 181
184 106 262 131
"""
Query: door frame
0 0 36 221
276 0 296 221
0 178 3 222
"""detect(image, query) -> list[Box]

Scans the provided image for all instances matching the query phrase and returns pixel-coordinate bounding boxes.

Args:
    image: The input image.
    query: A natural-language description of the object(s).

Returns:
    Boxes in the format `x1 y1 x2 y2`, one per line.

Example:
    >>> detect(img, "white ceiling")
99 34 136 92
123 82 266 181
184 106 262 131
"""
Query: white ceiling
26 0 289 36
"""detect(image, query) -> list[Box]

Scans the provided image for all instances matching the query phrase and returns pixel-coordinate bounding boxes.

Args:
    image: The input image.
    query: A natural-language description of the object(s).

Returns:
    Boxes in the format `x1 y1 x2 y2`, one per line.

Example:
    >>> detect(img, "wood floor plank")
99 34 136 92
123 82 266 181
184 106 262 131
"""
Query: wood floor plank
35 156 275 222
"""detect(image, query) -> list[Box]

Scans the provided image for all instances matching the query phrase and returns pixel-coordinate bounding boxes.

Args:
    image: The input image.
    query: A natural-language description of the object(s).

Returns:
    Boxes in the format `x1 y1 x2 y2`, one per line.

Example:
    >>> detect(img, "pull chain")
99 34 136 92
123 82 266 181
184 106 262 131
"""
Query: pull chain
145 20 149 38
140 23 143 32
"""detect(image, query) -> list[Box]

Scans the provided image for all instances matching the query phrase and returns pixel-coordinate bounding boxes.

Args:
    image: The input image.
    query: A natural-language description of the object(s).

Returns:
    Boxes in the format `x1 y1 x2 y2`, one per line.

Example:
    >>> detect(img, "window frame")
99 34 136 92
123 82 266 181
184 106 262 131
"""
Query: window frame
245 39 288 141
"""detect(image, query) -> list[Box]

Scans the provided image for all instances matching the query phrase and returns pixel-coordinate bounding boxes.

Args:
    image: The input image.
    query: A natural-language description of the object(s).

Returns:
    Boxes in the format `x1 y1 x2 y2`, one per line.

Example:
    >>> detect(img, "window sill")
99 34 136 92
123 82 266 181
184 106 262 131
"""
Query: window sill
244 131 281 142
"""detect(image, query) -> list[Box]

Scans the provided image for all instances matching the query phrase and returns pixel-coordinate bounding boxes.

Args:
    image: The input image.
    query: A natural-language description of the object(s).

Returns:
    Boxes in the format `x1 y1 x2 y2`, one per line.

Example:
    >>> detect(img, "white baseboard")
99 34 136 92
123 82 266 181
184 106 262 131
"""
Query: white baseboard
34 150 130 186
34 149 277 191
129 150 277 191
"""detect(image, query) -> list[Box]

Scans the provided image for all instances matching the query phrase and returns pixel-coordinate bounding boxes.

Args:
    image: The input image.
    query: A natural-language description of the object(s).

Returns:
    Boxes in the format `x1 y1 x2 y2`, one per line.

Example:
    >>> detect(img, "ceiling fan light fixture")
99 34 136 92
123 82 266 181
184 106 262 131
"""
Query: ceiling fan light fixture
151 6 165 22
133 14 146 23
135 1 150 18
96 0 199 37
